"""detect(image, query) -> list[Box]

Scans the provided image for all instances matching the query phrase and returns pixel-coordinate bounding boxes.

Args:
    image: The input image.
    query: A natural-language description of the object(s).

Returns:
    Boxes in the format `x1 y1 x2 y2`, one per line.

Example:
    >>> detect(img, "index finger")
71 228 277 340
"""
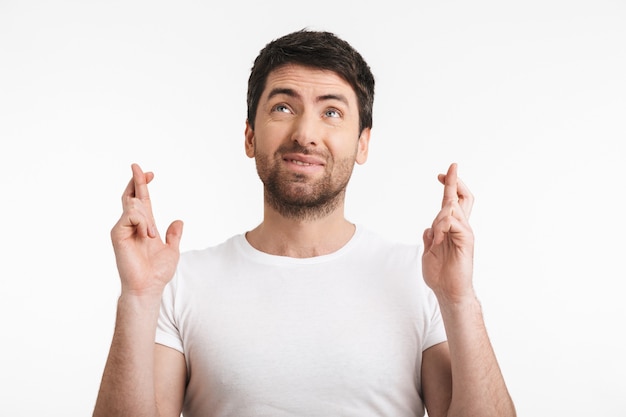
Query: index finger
130 163 152 201
121 164 154 200
441 162 459 207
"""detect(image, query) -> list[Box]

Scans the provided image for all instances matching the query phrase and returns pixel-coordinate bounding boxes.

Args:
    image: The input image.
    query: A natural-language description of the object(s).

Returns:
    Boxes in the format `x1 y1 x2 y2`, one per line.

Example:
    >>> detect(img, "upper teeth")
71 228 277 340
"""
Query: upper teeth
292 160 312 166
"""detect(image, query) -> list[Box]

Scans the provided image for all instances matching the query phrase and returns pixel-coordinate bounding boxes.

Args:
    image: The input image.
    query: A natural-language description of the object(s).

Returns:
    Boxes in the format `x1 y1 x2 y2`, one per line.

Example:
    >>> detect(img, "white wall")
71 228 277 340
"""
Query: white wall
1 1 624 415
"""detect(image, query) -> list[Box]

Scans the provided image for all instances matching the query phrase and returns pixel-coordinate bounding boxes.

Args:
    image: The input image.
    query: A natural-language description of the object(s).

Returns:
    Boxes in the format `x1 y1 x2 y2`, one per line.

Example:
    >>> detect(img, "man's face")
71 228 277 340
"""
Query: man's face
245 64 370 220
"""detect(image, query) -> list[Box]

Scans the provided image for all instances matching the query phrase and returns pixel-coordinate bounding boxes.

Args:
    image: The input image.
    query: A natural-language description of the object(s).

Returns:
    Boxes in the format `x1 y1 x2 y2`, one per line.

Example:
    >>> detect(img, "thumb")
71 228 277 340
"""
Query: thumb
165 220 184 250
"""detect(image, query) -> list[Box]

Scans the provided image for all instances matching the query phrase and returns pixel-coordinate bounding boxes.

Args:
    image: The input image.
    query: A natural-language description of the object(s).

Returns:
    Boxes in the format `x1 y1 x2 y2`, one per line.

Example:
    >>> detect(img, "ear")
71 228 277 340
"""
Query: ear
355 127 371 165
244 120 255 158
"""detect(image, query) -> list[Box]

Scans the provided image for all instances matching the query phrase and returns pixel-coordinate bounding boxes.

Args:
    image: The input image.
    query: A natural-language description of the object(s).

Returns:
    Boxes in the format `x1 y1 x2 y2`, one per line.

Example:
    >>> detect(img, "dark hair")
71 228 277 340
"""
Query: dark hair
247 29 375 133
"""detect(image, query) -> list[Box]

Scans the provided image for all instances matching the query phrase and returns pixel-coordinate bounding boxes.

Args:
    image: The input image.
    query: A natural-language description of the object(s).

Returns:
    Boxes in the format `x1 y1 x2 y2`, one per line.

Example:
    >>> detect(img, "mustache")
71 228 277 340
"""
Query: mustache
275 142 328 158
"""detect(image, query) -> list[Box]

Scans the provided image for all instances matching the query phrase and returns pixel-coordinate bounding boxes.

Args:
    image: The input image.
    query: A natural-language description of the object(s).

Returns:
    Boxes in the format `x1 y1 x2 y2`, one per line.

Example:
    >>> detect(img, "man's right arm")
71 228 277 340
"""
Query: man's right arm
93 164 185 417
93 295 186 417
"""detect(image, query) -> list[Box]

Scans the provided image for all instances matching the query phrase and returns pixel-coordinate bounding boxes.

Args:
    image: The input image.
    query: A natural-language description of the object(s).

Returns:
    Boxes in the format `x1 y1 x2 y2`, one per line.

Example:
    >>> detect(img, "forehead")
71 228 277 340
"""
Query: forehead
262 64 357 103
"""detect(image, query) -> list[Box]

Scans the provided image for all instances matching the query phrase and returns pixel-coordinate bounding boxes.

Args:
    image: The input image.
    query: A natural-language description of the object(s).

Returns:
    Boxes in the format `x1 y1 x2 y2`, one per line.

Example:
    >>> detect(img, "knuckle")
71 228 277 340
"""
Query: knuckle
124 206 140 219
110 220 126 241
124 198 145 213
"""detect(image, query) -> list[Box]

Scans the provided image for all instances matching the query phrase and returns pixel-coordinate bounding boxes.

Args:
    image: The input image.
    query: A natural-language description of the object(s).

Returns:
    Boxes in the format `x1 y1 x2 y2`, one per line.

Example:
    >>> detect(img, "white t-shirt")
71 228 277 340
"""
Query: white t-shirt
156 226 446 417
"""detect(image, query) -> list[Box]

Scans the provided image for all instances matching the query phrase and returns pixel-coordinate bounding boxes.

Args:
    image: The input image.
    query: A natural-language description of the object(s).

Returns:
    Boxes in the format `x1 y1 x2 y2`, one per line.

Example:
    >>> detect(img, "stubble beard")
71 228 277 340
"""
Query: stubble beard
255 145 356 221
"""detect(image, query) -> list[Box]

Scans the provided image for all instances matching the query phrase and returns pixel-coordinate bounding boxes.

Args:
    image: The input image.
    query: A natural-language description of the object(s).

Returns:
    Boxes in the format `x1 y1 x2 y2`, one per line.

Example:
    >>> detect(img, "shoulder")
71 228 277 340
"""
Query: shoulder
175 234 246 278
354 226 423 263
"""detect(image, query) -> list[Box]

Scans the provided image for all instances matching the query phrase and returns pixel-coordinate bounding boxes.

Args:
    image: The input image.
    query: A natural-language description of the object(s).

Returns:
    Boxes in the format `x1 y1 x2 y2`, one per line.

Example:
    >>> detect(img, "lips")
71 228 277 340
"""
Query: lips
282 153 325 167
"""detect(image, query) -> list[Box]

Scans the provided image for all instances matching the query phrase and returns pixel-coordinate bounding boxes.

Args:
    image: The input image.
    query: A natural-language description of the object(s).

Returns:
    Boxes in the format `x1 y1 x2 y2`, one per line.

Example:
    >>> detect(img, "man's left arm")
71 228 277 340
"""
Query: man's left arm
421 163 516 417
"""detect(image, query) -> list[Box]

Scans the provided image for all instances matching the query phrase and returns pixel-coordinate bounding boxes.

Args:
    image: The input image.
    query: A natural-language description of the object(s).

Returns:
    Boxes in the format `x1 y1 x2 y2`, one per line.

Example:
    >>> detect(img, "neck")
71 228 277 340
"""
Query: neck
246 203 356 258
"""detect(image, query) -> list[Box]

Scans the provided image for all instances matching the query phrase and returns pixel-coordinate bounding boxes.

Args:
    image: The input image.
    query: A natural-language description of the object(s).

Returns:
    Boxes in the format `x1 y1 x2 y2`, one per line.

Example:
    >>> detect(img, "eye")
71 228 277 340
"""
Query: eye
272 104 292 114
324 108 341 118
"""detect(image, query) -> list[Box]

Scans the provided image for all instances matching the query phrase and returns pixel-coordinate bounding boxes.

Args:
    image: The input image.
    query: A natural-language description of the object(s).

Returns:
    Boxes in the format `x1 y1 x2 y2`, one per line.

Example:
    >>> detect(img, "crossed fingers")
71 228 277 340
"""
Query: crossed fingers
121 163 157 239
431 163 474 245
439 163 473 218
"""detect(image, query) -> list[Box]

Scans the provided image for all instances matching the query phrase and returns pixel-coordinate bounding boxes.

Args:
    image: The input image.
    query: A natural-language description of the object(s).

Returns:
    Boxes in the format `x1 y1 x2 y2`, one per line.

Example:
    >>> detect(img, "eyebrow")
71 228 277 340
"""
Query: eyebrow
267 88 350 106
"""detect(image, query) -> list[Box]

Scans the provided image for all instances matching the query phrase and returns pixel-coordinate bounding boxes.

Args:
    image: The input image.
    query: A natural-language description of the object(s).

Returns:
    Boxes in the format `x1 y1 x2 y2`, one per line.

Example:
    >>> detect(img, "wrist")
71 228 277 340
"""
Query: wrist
435 292 482 315
118 289 163 311
120 281 167 299
113 291 163 343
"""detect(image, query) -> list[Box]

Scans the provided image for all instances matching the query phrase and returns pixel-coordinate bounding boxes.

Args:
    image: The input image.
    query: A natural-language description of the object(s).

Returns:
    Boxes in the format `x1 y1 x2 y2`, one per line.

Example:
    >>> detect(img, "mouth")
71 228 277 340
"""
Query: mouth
287 159 317 166
282 153 326 167
280 154 326 175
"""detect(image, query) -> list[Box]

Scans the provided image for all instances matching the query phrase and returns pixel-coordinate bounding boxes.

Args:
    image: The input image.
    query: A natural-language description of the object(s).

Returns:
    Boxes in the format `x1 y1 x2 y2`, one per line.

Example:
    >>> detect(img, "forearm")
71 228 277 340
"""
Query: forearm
438 295 516 417
93 293 163 417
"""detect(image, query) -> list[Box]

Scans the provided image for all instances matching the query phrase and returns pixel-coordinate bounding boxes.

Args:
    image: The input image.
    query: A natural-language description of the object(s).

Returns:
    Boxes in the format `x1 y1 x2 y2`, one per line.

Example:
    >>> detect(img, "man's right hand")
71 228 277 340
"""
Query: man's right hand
110 163 183 297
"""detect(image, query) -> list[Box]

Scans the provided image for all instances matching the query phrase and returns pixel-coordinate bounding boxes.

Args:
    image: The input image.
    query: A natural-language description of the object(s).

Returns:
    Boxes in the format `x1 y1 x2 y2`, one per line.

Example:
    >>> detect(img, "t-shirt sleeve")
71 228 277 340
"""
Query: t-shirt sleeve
156 271 185 354
413 242 448 351
422 288 447 350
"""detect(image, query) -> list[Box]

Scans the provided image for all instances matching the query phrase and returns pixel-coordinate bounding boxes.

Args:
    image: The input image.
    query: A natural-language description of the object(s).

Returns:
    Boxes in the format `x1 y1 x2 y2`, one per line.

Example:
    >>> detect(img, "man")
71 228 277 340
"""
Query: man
93 30 516 417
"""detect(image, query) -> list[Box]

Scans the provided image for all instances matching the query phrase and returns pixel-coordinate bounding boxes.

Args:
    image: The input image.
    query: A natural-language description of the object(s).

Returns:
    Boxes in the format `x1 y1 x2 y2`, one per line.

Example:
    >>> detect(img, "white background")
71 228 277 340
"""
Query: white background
1 0 625 415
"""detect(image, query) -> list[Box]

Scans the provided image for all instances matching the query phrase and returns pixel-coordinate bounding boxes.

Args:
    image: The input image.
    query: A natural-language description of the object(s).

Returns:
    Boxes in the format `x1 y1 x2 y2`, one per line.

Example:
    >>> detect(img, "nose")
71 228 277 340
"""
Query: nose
290 113 319 147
